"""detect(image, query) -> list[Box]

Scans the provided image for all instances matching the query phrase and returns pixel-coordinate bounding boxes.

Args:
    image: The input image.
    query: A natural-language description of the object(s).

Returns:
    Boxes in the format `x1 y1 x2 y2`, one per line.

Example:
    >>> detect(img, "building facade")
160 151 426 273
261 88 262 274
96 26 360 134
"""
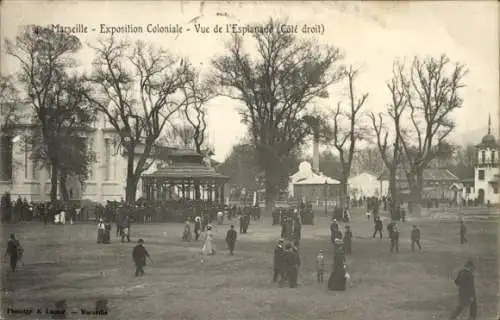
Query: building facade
378 168 459 200
0 114 160 202
473 128 499 204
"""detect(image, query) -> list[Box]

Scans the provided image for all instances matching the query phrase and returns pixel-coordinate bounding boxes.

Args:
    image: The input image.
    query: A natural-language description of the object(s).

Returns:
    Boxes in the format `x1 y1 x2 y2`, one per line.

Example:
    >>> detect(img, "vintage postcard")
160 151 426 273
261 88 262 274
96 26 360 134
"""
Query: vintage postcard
0 1 498 319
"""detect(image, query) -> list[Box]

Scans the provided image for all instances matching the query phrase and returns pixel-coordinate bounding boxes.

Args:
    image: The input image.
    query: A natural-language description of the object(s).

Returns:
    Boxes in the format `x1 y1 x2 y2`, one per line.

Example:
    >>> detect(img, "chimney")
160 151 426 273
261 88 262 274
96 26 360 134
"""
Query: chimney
312 133 320 172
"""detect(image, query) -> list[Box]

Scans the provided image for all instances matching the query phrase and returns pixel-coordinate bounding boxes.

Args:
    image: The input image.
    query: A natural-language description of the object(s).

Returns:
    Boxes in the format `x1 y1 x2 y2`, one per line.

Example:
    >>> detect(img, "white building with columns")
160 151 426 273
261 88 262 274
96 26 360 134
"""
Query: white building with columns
0 113 162 202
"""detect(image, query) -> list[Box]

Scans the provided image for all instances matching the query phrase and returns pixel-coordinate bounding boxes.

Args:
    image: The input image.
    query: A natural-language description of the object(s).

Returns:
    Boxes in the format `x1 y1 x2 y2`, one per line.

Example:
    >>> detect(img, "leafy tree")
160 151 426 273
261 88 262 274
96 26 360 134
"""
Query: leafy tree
5 25 96 202
212 18 344 212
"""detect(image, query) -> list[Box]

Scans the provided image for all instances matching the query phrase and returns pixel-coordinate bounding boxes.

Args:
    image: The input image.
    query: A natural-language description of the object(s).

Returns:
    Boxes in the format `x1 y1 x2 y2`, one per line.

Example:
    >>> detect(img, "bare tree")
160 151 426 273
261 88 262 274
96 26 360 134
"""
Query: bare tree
397 55 467 214
327 66 368 210
369 60 407 217
181 69 213 155
86 37 190 203
5 25 95 202
212 18 344 211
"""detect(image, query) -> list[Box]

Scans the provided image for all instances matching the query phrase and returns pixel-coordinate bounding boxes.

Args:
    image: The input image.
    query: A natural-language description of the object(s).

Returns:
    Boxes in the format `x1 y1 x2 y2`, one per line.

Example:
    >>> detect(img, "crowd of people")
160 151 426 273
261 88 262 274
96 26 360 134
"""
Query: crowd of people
2 191 478 319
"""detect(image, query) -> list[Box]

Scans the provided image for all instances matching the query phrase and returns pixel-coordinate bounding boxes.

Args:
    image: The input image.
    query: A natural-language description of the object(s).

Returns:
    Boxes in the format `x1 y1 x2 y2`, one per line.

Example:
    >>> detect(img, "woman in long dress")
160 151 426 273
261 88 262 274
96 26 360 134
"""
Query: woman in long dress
202 225 216 256
328 238 349 291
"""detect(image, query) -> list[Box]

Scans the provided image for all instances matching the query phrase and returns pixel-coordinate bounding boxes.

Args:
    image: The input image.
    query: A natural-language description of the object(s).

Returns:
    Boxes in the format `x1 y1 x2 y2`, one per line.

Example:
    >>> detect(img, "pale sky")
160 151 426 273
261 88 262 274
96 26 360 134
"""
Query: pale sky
1 1 498 162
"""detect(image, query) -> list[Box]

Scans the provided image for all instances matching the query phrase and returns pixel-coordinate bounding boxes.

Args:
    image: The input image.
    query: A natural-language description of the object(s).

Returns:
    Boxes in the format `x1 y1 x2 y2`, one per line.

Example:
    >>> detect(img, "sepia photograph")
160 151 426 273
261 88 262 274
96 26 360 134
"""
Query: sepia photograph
0 1 498 319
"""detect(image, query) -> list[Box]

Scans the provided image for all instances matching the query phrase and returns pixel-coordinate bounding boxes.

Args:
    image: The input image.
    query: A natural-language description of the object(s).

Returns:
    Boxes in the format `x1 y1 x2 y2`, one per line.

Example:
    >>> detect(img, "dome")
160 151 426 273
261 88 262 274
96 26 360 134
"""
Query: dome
298 161 312 173
481 134 496 144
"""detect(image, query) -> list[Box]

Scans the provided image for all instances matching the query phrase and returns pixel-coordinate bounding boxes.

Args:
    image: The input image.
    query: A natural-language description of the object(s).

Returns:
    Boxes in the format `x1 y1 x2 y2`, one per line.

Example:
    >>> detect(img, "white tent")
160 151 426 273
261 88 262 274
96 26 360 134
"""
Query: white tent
289 161 340 197
348 172 380 197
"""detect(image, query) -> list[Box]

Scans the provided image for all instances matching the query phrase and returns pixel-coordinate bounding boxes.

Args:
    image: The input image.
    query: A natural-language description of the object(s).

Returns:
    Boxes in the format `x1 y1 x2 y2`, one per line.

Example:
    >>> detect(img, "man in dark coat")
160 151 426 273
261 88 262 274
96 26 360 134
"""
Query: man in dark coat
390 224 400 252
330 219 342 243
373 217 383 239
459 220 467 244
450 260 477 320
225 225 237 255
273 239 285 283
132 239 151 276
243 213 250 233
400 205 406 223
411 225 422 251
5 233 22 271
284 243 300 288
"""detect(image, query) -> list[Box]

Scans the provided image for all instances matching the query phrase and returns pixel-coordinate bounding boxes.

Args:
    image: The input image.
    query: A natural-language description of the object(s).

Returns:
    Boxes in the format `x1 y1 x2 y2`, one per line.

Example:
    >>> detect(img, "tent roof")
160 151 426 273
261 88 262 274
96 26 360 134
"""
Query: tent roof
143 163 229 181
294 175 340 185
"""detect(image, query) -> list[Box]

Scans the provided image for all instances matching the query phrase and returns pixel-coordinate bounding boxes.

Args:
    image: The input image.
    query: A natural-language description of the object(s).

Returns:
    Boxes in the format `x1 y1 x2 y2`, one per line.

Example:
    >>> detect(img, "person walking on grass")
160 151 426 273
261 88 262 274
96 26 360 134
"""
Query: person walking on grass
390 224 400 253
273 239 285 284
5 233 23 271
225 225 237 255
411 225 422 252
372 216 383 239
459 220 467 244
450 260 477 320
132 239 152 277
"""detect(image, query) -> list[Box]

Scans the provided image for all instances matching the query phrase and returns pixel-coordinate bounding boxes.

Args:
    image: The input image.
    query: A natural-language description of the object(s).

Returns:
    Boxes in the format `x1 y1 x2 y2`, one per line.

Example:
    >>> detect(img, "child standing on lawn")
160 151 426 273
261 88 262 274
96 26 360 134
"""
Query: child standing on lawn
316 249 325 284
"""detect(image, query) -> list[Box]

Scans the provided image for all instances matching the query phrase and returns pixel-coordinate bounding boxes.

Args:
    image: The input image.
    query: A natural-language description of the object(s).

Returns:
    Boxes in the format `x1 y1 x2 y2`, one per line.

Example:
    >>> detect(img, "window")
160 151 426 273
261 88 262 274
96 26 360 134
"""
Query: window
481 151 486 164
494 186 498 194
88 138 95 181
104 139 111 181
492 151 496 164
465 186 471 194
0 136 13 181
24 138 29 180
478 170 485 180
32 159 38 180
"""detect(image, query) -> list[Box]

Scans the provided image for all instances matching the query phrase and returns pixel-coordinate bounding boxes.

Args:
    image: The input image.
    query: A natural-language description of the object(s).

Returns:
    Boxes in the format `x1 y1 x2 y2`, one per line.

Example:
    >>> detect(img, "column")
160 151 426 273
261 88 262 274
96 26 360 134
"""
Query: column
220 184 225 204
214 184 219 204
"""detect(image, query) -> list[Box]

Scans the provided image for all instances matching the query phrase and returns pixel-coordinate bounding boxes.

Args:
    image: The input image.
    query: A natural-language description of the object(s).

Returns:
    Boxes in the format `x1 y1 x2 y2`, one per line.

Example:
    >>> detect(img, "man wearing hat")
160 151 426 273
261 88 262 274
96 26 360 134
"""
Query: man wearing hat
132 239 152 277
273 239 285 284
450 260 477 320
411 225 422 252
225 225 237 255
283 242 300 288
330 219 342 243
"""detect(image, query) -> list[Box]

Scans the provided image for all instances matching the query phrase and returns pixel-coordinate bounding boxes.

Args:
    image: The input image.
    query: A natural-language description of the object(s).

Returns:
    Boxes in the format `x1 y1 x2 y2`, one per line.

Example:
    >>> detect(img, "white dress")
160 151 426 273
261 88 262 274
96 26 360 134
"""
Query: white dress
202 230 216 255
60 211 66 224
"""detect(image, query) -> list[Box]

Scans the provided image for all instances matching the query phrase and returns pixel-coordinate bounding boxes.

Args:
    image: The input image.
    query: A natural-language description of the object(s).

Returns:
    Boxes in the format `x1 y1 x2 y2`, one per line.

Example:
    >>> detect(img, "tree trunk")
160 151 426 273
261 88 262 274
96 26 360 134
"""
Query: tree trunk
264 170 277 216
408 169 424 215
389 170 398 220
125 149 137 204
339 178 348 210
50 159 59 203
60 173 70 201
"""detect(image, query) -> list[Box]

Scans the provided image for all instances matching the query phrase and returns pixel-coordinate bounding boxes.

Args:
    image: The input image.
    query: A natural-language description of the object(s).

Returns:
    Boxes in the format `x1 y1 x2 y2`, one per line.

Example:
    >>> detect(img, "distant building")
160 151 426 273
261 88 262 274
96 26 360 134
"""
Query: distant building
378 168 459 200
449 177 475 204
289 161 342 204
348 172 380 198
472 121 499 204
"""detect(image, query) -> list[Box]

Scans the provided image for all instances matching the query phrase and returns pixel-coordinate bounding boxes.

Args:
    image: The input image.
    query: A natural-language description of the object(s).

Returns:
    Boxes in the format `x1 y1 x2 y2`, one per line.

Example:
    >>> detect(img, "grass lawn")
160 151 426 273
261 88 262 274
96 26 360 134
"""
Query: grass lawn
0 211 498 320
